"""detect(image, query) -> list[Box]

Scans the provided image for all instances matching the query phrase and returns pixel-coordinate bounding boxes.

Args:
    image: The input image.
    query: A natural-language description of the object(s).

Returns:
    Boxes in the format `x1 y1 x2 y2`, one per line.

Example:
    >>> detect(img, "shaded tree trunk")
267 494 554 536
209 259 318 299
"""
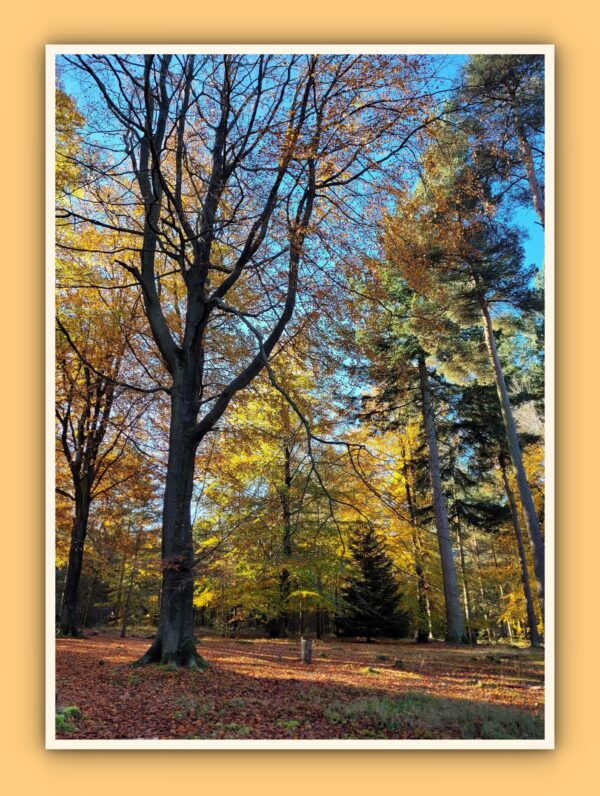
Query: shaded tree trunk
418 353 467 643
59 478 91 636
82 572 97 628
113 554 127 624
280 443 293 635
455 515 475 643
136 371 207 668
490 538 515 643
471 539 493 642
500 454 541 646
121 527 143 638
481 301 545 617
400 446 430 643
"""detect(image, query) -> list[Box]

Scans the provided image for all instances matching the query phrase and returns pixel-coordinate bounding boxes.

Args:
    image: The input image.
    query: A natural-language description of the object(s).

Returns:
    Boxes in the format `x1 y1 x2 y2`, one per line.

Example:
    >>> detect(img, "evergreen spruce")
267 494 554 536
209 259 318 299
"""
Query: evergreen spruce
336 524 409 642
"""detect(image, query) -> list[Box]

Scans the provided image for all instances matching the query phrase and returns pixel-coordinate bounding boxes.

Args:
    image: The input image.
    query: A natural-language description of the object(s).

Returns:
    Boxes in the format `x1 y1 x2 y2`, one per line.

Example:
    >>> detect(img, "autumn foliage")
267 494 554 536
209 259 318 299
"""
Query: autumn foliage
53 51 547 742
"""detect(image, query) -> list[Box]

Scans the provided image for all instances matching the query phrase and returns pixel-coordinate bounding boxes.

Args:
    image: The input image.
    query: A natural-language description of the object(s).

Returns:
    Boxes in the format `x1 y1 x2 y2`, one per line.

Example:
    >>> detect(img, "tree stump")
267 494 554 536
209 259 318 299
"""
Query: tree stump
300 637 313 664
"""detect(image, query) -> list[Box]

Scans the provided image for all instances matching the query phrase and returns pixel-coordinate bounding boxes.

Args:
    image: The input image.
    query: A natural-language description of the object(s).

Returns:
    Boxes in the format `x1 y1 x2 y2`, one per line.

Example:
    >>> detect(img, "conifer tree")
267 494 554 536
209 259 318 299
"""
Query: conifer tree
335 524 409 642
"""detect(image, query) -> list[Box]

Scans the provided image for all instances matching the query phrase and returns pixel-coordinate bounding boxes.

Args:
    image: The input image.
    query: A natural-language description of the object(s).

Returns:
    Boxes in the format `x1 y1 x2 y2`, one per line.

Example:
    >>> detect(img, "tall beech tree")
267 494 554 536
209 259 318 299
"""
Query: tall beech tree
59 53 432 666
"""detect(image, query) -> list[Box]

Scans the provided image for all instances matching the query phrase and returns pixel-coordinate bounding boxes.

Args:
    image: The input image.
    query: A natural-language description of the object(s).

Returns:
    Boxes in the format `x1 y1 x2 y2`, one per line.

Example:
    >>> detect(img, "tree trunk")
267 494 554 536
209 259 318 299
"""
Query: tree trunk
300 637 312 663
280 444 293 635
490 538 515 643
418 353 467 643
136 373 207 668
82 573 97 628
121 527 142 638
455 515 475 642
59 478 91 636
500 455 541 646
510 92 545 227
471 539 492 642
401 448 430 643
114 554 127 625
481 301 545 617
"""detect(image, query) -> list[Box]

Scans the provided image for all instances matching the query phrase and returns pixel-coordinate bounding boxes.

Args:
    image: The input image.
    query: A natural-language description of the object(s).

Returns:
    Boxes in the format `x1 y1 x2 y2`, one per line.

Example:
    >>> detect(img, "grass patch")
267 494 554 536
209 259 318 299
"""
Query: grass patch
56 705 82 734
226 697 248 709
213 722 253 738
174 695 215 718
323 693 543 739
276 719 301 731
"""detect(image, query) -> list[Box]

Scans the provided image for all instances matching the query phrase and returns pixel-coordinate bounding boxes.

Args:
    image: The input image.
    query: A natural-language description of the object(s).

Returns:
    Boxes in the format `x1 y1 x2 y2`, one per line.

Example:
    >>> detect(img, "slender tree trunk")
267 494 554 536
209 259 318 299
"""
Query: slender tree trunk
418 353 467 643
510 93 545 227
280 444 293 635
499 587 514 643
490 539 515 643
455 515 475 641
500 455 541 646
480 301 545 617
82 573 97 628
121 528 142 638
114 555 127 624
401 448 429 642
136 370 207 668
471 539 492 642
59 478 92 636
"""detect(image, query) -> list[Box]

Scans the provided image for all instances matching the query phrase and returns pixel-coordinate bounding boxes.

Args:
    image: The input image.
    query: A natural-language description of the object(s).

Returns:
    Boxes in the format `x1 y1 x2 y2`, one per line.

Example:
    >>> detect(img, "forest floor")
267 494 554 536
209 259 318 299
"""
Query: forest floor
55 630 545 741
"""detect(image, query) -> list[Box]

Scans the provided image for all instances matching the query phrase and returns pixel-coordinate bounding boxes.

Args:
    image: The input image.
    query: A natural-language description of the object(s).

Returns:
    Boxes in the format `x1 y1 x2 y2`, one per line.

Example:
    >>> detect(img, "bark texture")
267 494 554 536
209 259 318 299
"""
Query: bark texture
418 353 467 643
500 454 541 646
136 374 208 669
59 479 91 636
481 301 545 617
401 447 430 642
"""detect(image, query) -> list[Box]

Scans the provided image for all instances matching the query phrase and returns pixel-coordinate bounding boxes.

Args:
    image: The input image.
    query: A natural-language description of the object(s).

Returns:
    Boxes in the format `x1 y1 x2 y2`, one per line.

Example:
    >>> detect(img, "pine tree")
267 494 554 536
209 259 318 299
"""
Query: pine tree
336 524 409 642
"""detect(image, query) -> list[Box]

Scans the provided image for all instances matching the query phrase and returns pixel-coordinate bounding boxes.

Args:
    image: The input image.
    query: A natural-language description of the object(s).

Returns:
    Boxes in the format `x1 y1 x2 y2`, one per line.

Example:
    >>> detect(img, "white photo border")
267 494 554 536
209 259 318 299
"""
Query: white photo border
46 42 555 750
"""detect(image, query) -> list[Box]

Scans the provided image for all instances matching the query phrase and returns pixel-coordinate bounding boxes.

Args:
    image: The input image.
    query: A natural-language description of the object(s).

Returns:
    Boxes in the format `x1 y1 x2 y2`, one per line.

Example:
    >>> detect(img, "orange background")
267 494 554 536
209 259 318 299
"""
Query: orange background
1 0 596 792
